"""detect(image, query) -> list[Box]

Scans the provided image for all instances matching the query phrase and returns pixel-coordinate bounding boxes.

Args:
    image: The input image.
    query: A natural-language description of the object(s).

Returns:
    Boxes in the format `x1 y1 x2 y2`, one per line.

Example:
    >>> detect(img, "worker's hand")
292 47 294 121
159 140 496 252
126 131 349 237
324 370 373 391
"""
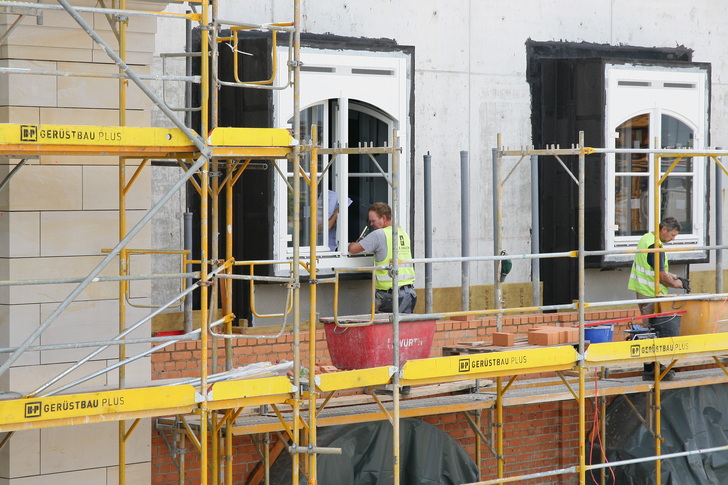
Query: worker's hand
676 276 691 293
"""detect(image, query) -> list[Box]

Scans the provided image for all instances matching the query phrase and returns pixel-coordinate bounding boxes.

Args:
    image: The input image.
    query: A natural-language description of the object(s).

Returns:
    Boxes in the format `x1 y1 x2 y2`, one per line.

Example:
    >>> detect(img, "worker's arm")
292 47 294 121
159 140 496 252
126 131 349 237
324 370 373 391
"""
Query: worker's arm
660 270 683 289
328 208 338 230
649 247 683 289
348 241 364 254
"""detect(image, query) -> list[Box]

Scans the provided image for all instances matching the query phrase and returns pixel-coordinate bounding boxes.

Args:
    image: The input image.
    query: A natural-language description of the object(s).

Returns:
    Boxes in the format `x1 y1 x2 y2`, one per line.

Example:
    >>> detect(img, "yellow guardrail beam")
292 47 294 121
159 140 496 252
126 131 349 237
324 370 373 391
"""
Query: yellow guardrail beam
0 385 197 430
315 366 394 392
0 124 295 158
401 346 579 382
584 332 728 366
207 127 294 147
208 376 294 402
0 123 195 147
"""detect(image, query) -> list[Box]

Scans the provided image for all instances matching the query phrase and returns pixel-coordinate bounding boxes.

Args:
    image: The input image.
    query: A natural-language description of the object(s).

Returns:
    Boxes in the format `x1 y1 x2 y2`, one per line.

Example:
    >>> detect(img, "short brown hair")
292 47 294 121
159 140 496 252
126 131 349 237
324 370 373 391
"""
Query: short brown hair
368 202 392 220
660 217 681 232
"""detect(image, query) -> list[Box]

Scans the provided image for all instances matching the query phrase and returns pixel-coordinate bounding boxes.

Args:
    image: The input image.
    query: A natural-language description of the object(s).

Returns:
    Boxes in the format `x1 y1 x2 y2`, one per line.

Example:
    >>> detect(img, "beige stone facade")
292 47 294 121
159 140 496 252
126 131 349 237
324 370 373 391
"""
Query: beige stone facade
0 2 165 483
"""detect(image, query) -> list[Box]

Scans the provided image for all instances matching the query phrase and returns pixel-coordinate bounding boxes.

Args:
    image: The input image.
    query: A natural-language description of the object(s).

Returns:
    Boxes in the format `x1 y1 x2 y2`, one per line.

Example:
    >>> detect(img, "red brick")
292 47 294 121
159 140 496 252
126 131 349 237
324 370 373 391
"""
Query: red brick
451 315 476 321
563 327 579 343
528 330 560 346
493 332 515 347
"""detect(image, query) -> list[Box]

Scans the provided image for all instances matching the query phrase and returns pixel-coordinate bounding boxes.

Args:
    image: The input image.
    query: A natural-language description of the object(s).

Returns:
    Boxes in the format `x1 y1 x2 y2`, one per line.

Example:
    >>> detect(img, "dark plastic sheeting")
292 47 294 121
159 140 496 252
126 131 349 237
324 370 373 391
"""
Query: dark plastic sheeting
270 418 479 485
592 384 728 485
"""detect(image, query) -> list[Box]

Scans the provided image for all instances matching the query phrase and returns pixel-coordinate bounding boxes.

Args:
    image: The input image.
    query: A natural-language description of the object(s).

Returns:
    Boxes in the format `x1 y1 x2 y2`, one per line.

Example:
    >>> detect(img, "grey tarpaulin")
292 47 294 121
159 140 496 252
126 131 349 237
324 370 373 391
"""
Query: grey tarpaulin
270 418 479 484
590 384 728 484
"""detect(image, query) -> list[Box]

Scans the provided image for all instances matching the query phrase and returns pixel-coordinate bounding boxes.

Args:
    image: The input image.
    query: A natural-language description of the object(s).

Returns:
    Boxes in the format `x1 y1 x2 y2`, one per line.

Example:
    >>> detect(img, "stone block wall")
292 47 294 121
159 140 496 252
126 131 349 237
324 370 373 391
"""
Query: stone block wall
0 2 166 483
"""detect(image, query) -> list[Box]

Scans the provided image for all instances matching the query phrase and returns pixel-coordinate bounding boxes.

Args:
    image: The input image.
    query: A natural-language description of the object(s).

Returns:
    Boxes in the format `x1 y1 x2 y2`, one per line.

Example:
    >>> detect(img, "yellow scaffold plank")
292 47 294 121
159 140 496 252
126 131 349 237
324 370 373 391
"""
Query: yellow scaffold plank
584 332 728 366
0 385 197 431
315 366 394 392
400 346 579 384
208 376 294 405
207 127 294 147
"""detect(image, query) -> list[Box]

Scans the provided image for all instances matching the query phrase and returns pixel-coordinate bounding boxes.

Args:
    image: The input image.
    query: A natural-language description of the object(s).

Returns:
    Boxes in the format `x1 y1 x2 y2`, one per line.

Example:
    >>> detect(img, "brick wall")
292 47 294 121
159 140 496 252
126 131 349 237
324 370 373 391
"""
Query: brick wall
151 309 635 484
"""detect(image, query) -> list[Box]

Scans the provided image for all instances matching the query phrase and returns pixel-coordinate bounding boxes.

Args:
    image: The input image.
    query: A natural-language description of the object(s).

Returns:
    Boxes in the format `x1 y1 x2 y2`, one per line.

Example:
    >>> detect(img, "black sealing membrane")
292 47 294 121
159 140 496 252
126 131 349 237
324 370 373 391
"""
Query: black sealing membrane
270 418 479 484
591 384 728 484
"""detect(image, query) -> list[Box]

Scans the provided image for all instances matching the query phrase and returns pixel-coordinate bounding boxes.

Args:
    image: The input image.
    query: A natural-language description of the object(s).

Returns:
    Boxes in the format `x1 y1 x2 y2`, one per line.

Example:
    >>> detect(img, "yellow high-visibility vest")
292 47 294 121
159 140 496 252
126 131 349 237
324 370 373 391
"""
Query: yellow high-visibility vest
374 226 416 291
628 232 668 297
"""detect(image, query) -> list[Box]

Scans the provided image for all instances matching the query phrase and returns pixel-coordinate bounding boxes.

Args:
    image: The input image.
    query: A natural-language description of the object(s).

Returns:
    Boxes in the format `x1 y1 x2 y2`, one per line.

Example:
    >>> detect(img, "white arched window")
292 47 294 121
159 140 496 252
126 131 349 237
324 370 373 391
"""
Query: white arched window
605 64 708 263
272 48 411 273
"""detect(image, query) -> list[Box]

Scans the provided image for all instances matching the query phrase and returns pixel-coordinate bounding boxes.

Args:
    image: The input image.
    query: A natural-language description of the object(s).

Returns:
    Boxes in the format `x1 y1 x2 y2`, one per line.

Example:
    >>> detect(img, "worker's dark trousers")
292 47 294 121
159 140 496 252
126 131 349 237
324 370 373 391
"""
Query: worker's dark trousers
644 314 682 373
375 286 417 314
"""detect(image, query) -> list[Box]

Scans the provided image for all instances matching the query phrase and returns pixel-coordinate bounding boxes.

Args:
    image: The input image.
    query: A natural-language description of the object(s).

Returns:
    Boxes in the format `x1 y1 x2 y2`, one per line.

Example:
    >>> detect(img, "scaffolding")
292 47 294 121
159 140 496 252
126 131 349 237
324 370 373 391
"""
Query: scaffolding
1 1 728 485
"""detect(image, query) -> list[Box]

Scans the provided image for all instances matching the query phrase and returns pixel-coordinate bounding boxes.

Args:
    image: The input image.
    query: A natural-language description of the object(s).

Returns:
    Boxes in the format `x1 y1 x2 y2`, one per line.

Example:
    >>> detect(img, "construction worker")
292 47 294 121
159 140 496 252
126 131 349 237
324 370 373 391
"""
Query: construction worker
348 202 417 313
628 216 684 381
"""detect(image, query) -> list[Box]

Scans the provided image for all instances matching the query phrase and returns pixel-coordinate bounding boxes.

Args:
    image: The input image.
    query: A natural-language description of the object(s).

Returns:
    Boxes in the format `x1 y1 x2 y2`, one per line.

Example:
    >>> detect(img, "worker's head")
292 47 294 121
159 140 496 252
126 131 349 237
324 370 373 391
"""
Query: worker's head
367 202 392 229
658 217 681 243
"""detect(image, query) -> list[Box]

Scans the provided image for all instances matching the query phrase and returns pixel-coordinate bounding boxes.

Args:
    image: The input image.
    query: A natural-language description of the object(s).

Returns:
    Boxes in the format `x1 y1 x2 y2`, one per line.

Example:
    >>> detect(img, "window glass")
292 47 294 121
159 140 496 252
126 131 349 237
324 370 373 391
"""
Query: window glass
660 114 693 232
615 114 650 236
346 104 391 242
286 104 326 250
284 101 394 254
614 113 695 237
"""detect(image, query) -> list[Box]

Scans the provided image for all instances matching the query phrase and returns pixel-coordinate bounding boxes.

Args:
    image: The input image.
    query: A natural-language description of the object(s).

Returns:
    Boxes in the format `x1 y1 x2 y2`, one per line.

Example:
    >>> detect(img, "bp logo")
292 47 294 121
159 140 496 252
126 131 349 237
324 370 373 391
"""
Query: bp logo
630 344 641 358
20 125 37 142
459 358 470 372
24 401 41 418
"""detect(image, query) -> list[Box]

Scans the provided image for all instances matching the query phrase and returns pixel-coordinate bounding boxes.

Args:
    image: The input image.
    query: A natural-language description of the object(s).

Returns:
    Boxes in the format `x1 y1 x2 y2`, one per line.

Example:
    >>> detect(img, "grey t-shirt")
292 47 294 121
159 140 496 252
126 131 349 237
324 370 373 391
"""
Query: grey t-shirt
359 229 388 262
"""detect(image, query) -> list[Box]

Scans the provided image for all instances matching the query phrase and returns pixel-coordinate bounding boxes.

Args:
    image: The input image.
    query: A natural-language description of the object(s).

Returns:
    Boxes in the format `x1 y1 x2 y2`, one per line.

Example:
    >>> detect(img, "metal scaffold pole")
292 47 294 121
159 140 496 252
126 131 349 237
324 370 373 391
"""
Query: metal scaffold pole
577 132 587 485
392 130 402 484
117 1 130 482
199 1 211 483
291 0 303 482
308 127 320 481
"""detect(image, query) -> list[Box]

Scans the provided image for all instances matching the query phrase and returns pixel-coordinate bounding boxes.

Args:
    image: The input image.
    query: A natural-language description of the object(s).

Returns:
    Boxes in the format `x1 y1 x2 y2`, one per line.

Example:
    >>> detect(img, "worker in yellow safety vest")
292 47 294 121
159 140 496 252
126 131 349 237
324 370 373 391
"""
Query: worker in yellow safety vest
628 216 684 314
628 216 684 381
348 202 417 313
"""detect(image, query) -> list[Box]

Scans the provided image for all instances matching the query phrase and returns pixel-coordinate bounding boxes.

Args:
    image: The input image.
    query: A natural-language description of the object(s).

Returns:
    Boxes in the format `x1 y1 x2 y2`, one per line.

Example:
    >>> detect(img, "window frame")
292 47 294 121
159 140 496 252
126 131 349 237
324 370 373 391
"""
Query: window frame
604 63 709 264
271 47 411 275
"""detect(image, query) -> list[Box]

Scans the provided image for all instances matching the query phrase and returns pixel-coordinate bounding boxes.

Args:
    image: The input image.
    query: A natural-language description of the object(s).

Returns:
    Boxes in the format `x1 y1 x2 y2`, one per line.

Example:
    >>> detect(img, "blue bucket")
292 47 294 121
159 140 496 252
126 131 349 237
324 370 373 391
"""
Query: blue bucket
584 325 614 343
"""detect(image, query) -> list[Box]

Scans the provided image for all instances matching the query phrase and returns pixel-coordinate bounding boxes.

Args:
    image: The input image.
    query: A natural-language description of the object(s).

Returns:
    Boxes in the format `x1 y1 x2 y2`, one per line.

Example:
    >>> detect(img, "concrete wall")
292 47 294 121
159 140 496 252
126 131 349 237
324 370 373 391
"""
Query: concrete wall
151 0 728 316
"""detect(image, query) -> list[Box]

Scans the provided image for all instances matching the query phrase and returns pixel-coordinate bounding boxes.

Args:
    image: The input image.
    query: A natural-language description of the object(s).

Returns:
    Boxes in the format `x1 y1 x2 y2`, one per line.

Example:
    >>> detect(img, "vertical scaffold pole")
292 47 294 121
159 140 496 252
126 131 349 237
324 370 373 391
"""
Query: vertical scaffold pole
391 129 401 485
578 131 586 485
308 126 319 481
291 0 302 483
652 142 662 298
209 2 221 482
716 149 723 293
224 141 235 485
423 153 433 313
530 154 541 307
199 1 211 483
493 137 503 332
118 3 129 482
461 150 470 311
494 135 505 482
